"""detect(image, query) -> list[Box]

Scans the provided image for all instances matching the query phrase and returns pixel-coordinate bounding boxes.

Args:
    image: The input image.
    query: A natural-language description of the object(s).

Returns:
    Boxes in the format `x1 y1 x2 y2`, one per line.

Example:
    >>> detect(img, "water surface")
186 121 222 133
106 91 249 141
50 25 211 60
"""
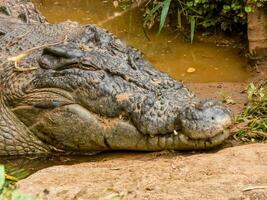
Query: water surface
32 0 250 82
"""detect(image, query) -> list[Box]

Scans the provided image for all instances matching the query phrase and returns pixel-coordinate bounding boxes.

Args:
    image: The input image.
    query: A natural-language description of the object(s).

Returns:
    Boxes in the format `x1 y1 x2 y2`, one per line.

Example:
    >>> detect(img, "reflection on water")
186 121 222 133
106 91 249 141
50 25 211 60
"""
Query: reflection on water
32 0 250 82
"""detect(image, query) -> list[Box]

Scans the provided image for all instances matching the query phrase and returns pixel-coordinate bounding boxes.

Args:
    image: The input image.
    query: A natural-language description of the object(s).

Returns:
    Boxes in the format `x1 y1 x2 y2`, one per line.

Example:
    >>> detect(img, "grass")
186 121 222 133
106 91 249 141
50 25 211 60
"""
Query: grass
234 83 267 142
0 165 42 200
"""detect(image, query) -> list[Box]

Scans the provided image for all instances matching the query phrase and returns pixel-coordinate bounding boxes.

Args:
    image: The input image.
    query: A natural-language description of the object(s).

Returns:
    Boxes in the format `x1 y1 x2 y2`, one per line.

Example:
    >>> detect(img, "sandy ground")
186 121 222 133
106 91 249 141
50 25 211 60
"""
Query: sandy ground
17 143 267 200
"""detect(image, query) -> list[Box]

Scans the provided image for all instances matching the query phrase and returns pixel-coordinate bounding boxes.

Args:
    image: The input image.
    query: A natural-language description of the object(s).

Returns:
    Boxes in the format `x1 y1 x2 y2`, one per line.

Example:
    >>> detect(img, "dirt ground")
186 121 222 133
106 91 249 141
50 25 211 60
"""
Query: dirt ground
188 82 248 115
17 144 267 200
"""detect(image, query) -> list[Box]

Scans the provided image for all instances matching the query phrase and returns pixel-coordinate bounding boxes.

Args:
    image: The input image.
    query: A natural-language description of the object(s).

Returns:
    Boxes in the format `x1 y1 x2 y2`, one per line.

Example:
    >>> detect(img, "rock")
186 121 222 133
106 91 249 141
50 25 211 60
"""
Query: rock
186 67 196 73
17 144 267 200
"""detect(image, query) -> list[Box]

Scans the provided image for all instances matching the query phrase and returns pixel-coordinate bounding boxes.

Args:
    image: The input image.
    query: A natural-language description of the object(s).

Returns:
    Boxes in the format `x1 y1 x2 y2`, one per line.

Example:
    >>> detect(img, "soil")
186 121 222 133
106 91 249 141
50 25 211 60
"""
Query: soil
188 82 248 115
17 143 267 200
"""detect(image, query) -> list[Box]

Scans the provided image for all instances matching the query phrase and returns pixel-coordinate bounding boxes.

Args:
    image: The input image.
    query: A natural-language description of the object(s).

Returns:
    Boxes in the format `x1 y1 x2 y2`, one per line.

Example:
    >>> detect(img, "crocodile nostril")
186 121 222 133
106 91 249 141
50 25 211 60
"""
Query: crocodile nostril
18 13 29 23
211 116 215 120
0 6 11 16
0 30 5 36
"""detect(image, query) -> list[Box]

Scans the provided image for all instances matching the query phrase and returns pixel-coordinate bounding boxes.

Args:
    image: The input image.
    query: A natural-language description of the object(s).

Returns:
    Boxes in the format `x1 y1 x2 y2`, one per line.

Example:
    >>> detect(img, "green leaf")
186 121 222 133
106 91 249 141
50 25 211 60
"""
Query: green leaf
143 3 162 28
244 6 252 13
0 165 5 190
256 2 263 7
223 5 231 12
158 0 172 34
247 83 257 100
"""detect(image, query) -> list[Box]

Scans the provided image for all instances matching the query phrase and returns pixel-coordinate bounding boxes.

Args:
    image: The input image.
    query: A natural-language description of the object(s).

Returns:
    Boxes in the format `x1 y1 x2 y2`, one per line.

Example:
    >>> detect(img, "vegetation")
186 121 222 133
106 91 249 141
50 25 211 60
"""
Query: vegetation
143 0 266 42
234 83 267 141
0 165 41 200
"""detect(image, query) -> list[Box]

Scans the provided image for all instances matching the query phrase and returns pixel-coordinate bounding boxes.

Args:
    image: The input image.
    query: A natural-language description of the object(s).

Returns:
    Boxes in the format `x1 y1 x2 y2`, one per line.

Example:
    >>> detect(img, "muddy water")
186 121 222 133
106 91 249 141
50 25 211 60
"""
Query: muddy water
31 0 250 82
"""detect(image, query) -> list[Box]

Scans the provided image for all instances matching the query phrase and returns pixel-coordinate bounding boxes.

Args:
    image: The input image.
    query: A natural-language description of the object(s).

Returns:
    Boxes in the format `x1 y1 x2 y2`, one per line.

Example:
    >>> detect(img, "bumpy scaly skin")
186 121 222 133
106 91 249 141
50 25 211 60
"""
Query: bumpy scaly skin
0 0 233 156
0 0 46 23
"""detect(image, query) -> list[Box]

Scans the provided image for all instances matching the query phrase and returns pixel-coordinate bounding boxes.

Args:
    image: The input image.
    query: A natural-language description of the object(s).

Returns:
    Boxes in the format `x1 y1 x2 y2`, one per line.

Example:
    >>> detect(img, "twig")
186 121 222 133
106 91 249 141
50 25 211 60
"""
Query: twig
97 0 148 26
242 185 267 192
13 65 37 72
7 30 31 47
5 174 18 181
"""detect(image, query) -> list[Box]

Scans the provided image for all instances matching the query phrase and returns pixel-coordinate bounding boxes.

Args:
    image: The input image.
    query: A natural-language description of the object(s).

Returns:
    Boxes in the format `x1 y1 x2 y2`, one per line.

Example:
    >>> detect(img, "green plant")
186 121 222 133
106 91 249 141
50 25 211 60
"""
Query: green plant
143 0 172 32
0 165 42 200
143 0 266 42
115 0 132 10
235 83 267 141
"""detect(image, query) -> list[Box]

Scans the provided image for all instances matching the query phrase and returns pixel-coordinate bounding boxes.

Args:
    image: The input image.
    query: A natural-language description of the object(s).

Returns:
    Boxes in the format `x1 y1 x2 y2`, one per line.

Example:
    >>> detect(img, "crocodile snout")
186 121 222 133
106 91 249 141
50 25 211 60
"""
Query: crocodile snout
180 100 233 140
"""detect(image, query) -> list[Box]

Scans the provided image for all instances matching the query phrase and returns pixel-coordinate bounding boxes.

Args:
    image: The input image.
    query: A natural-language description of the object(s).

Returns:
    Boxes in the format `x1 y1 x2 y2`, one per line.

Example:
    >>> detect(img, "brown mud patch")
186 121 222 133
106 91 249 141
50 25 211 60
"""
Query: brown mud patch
187 82 248 115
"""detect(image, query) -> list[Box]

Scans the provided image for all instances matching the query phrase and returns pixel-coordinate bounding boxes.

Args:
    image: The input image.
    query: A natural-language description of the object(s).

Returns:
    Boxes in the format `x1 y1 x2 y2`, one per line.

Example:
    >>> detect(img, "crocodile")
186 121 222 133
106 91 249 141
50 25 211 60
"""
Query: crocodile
0 0 233 156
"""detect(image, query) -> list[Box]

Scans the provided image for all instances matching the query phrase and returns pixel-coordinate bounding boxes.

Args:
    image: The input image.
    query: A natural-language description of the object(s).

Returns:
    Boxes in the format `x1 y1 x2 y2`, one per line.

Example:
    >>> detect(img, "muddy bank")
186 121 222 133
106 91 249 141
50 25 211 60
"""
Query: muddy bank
188 82 248 115
17 143 267 200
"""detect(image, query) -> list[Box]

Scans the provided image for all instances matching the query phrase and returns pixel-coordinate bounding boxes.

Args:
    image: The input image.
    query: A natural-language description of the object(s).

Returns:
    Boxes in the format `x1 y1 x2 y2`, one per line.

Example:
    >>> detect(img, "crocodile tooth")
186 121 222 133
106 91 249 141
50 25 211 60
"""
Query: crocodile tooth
173 130 178 135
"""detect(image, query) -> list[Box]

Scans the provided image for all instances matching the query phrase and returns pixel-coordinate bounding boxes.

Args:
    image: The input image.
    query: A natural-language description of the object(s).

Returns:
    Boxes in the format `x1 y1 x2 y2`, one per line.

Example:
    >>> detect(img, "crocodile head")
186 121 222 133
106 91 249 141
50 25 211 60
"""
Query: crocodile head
23 30 233 151
178 100 233 141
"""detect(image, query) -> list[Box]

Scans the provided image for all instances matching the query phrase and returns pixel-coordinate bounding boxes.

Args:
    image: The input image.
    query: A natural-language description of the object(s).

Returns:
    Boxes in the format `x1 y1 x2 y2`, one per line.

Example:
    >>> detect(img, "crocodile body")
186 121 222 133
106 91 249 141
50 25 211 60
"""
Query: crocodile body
0 0 233 156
